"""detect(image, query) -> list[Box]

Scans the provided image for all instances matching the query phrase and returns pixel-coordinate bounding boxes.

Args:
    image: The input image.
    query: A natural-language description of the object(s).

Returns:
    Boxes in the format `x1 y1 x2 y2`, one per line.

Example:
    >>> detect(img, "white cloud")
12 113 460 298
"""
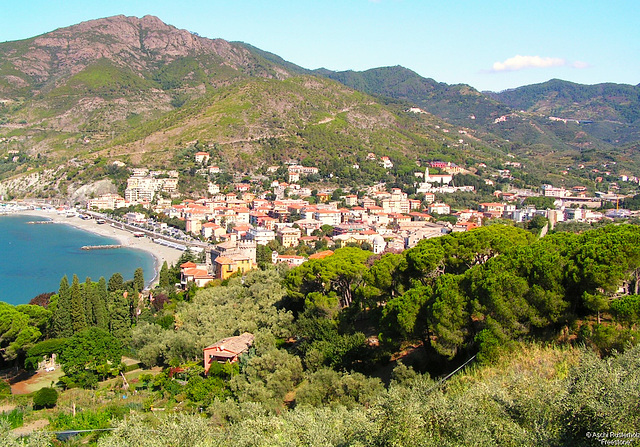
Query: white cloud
491 55 566 72
572 60 590 69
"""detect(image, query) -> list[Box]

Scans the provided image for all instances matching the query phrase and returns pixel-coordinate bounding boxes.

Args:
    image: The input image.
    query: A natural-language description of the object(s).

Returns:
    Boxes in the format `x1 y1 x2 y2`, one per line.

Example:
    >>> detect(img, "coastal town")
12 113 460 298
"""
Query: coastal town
0 8 638 444
4 150 637 290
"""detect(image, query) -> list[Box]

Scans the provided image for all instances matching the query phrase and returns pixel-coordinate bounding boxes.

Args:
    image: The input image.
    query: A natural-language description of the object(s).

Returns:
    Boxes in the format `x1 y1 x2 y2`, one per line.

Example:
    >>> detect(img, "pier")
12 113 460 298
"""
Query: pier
80 244 122 250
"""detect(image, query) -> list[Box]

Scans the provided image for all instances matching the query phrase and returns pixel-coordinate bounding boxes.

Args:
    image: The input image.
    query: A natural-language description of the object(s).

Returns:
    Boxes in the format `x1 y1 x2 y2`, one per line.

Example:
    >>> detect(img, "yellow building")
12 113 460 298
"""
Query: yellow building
277 227 301 248
213 255 255 280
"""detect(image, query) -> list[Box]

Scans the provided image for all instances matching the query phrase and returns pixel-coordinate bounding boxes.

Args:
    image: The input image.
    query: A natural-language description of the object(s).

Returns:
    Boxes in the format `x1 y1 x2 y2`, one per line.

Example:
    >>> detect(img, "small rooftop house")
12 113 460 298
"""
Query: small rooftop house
203 332 254 374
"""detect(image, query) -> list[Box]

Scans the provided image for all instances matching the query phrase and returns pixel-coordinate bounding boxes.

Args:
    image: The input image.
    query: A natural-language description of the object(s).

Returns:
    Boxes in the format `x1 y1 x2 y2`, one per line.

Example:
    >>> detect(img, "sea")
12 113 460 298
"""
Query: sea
0 214 155 306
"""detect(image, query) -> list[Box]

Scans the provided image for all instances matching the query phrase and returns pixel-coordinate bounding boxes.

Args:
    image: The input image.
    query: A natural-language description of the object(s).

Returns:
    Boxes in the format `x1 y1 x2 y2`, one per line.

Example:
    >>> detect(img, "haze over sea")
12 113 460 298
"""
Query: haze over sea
0 214 155 305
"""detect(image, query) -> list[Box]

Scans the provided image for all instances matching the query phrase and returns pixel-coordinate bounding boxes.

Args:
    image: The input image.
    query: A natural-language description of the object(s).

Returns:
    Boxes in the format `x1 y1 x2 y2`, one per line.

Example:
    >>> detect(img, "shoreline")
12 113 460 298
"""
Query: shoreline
19 210 185 288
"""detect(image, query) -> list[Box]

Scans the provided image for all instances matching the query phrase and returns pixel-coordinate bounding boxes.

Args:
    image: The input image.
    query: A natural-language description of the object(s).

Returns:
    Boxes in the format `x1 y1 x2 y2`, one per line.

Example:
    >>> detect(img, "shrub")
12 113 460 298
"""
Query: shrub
33 387 58 409
0 408 23 429
0 379 10 397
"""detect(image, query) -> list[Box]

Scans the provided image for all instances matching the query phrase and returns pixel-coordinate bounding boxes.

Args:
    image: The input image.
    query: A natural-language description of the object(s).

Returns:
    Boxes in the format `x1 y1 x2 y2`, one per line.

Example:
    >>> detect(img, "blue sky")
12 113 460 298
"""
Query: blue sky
1 0 638 92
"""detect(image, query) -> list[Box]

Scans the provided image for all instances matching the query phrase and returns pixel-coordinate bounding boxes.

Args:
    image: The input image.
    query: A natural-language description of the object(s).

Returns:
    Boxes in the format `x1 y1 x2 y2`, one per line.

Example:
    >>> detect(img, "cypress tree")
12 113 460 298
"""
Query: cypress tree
109 292 132 343
108 272 124 293
70 274 87 334
133 267 145 292
95 277 109 330
84 277 95 326
159 261 170 289
52 276 72 338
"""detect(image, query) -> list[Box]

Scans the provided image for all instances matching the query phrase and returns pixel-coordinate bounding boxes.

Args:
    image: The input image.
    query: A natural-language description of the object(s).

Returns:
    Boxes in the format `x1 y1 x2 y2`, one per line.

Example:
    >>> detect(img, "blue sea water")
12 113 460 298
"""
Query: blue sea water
0 214 155 305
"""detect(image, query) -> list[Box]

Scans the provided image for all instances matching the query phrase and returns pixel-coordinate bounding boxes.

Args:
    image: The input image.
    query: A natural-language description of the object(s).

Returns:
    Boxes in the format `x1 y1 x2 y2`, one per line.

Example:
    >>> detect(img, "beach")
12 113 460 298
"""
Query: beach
21 210 185 285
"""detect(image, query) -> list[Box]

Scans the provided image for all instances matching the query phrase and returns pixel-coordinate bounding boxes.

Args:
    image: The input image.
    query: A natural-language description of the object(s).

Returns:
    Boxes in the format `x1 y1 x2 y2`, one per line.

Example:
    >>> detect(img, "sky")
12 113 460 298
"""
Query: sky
1 0 638 92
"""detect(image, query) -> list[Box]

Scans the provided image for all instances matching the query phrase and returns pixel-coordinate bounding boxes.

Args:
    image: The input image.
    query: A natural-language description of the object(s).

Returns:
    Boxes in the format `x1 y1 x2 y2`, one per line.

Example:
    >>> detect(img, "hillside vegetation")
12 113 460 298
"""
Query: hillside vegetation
1 15 639 198
2 224 640 445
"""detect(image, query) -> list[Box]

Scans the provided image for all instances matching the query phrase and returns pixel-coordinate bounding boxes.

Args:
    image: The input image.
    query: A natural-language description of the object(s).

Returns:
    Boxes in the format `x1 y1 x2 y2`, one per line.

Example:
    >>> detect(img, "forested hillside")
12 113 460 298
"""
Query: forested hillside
2 224 640 444
317 66 640 174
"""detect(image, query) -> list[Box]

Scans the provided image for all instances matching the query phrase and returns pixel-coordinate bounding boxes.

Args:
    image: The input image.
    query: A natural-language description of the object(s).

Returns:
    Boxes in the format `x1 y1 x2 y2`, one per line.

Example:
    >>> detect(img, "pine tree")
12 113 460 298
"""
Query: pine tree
52 276 73 338
70 274 87 334
133 267 145 292
159 261 170 289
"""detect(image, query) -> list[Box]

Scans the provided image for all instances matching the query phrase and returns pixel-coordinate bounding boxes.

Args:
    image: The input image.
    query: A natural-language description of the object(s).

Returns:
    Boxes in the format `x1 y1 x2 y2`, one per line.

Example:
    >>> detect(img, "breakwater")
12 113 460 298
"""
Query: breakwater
80 244 123 250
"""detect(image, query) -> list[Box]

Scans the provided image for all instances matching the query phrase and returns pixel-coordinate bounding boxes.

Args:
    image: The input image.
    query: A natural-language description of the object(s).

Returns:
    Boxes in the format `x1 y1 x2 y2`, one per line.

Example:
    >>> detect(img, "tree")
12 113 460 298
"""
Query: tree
159 261 170 289
59 327 123 386
527 215 549 233
0 303 50 362
52 276 72 338
32 387 58 409
83 277 95 326
108 273 124 293
285 247 371 309
583 292 609 324
380 285 432 343
366 253 405 299
25 338 67 370
109 293 132 343
70 274 87 334
133 267 145 292
256 244 274 269
427 274 470 358
94 277 109 330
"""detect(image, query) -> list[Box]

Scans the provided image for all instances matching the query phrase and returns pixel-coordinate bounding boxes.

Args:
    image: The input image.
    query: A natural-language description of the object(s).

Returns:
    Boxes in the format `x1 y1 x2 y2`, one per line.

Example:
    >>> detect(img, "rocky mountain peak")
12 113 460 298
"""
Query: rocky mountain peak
3 15 269 86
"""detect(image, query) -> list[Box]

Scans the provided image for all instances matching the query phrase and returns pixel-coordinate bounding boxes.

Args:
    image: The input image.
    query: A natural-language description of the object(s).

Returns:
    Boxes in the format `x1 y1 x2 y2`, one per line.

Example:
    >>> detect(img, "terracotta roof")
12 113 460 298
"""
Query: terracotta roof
204 332 255 353
214 256 235 265
180 261 197 268
309 250 334 260
184 268 213 279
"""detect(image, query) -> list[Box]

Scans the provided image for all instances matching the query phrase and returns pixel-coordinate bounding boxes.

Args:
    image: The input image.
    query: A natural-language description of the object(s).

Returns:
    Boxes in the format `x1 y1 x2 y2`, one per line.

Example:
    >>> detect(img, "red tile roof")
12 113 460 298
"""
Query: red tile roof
180 261 197 269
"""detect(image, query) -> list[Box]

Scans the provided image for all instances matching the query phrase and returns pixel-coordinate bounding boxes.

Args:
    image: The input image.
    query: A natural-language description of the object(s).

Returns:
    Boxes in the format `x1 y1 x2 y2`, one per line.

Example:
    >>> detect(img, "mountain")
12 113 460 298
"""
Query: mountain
0 15 293 134
316 66 640 171
0 15 638 199
1 15 499 198
490 79 640 123
488 79 640 146
314 65 511 128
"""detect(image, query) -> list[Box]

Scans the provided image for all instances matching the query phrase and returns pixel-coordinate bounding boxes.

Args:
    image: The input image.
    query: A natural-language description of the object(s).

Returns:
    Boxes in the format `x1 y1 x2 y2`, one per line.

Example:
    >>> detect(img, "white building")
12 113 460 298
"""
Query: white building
313 209 342 226
428 202 451 215
542 184 568 197
245 227 276 245
88 194 126 210
416 168 453 193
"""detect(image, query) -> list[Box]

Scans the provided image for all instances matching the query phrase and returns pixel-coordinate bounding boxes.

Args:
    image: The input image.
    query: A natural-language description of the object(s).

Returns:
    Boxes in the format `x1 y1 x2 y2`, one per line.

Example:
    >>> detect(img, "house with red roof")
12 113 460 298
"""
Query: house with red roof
203 332 254 374
180 262 213 288
195 152 210 164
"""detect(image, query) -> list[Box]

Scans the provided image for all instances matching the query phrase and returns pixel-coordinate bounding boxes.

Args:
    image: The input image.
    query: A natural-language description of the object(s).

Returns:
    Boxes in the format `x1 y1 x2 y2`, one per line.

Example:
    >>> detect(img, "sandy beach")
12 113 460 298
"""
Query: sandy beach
20 210 185 285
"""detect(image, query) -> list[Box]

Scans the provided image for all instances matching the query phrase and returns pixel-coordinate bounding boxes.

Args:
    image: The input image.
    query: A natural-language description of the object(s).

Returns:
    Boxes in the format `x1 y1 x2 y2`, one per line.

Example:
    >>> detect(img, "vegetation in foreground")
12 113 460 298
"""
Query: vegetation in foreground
1 224 640 445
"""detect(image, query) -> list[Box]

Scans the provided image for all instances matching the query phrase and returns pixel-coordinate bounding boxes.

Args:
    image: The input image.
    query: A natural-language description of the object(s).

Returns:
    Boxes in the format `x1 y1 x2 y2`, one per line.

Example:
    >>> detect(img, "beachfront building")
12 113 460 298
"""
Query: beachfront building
125 172 179 205
88 194 127 210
